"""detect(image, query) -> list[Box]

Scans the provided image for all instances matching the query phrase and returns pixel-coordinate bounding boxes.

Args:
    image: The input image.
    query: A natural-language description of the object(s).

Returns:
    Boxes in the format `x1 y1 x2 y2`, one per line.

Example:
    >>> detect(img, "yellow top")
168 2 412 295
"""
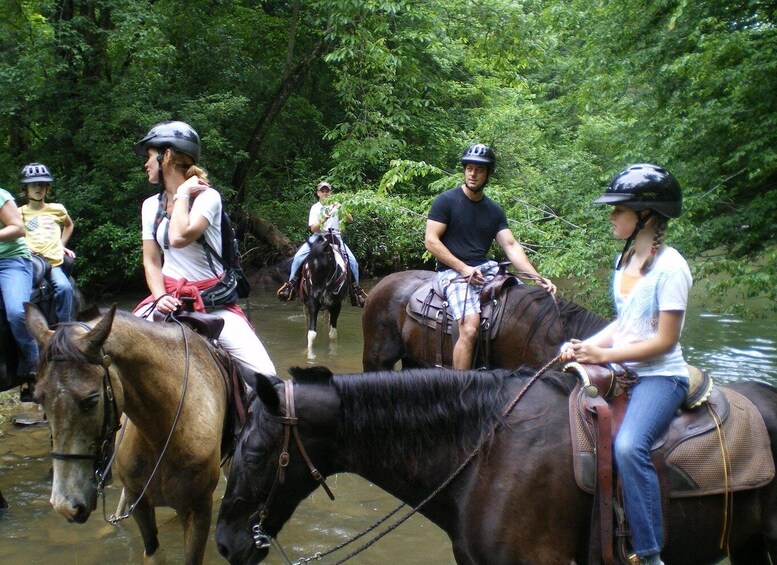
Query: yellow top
20 203 69 266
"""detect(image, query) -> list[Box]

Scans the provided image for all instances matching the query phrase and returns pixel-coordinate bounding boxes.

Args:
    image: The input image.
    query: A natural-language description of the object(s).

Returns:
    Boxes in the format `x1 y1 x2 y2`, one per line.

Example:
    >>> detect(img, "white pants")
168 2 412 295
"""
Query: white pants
134 306 276 377
212 309 276 376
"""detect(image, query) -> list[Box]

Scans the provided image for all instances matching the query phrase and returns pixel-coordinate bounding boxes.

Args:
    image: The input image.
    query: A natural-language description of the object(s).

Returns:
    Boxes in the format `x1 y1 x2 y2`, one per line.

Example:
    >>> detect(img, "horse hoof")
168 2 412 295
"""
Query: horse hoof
143 547 167 564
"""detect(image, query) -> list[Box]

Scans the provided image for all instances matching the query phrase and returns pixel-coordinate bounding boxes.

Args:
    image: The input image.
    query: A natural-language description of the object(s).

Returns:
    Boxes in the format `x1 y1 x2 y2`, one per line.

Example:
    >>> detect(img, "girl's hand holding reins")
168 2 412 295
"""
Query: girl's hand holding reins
559 339 580 362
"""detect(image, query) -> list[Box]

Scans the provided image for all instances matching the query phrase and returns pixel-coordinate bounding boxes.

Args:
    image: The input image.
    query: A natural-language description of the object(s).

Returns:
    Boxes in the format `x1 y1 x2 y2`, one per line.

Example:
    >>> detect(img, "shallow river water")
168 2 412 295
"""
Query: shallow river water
1 282 776 564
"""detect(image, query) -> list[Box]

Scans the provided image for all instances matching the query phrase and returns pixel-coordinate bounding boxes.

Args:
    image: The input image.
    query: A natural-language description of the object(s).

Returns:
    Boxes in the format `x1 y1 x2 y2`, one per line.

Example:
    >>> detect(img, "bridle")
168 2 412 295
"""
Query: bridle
249 380 335 550
48 343 121 491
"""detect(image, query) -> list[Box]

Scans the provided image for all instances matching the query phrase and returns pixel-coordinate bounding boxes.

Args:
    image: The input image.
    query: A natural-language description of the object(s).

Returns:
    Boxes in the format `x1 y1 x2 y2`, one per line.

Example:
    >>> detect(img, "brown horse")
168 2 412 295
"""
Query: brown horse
362 269 608 370
25 304 232 565
215 366 777 565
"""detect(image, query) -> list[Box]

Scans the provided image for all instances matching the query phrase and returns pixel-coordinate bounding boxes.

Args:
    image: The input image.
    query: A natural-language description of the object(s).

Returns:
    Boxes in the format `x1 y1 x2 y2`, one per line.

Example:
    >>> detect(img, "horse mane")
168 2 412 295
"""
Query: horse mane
332 367 574 474
510 285 608 344
556 297 609 341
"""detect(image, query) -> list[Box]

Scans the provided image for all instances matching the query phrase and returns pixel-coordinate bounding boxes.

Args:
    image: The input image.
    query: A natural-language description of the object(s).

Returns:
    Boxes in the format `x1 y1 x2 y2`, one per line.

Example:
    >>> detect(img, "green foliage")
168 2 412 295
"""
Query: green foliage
0 0 774 318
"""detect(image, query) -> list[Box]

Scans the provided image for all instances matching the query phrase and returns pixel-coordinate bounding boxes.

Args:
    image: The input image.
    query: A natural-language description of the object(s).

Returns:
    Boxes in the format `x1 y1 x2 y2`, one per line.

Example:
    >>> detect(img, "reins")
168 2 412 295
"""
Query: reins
257 354 562 564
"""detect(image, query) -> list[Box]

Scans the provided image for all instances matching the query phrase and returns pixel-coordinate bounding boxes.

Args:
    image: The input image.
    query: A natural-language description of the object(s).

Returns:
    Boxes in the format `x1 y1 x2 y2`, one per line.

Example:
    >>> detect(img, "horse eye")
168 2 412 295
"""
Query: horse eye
244 451 265 465
80 394 100 411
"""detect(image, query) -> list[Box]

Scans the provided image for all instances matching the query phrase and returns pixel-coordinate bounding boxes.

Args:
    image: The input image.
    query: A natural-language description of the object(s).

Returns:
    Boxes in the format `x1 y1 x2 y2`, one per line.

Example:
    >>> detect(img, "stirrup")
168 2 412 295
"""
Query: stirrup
352 285 368 308
277 281 296 302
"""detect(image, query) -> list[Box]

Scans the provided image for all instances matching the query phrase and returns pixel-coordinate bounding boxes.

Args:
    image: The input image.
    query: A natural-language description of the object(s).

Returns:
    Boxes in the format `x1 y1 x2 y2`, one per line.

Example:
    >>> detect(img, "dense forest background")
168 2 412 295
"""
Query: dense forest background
1 0 775 316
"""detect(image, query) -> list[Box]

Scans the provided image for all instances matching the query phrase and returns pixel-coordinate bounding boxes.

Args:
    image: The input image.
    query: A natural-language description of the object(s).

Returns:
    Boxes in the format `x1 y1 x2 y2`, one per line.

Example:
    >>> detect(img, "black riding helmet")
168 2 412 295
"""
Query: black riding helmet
594 163 682 219
461 143 496 173
133 121 201 162
19 163 54 184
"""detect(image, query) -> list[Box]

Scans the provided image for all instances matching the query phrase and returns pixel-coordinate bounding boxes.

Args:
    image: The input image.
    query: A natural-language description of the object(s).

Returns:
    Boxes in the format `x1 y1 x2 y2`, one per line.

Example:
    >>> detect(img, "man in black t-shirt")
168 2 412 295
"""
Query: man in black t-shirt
424 143 556 369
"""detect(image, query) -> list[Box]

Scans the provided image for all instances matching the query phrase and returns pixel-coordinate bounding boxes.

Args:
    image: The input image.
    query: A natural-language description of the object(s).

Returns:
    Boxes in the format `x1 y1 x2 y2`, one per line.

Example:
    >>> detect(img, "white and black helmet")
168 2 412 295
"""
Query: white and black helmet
133 121 201 162
20 163 54 184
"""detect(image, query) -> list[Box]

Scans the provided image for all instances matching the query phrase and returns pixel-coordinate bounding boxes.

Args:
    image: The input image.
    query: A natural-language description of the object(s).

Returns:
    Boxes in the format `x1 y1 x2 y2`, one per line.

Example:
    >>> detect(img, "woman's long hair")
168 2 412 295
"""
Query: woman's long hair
166 148 209 184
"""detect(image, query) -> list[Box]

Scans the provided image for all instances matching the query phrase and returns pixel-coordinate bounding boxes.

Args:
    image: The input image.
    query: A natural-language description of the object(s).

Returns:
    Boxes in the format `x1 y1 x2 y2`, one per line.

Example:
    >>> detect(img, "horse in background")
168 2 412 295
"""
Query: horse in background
25 304 233 565
299 231 348 357
362 269 607 371
216 366 777 565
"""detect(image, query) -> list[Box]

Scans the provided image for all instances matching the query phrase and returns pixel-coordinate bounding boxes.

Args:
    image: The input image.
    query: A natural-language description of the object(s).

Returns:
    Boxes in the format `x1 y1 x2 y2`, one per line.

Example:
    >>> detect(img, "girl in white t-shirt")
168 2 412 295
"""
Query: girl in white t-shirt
560 164 691 565
133 121 275 379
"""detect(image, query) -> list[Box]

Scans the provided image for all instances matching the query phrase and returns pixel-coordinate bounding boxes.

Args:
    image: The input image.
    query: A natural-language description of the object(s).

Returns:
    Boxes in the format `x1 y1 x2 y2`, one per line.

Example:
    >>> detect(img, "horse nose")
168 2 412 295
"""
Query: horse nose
71 502 91 524
217 541 229 559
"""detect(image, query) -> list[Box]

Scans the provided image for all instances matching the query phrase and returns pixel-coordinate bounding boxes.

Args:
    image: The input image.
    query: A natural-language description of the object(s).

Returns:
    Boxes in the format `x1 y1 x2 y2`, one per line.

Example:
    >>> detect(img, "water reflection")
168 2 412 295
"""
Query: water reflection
0 286 775 564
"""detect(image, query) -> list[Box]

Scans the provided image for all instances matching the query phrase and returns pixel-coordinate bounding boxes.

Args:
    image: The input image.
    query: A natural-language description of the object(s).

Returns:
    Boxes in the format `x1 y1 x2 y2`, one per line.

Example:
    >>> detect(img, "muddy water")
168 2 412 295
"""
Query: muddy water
1 284 776 564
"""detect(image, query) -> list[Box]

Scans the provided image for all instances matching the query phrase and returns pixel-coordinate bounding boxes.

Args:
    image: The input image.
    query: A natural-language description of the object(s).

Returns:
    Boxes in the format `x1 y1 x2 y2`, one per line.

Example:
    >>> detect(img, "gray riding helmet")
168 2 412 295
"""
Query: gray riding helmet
133 121 201 162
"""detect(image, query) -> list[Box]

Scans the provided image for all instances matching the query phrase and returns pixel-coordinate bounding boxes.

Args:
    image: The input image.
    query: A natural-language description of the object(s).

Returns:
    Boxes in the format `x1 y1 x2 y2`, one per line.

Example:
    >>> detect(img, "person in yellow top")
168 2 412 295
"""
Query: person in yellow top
19 163 75 322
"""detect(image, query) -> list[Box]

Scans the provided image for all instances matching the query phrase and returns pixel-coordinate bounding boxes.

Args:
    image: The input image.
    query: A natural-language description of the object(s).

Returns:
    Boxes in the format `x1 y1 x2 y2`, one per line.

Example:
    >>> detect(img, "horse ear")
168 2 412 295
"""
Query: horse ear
254 374 280 413
25 302 54 345
78 304 117 357
288 366 334 383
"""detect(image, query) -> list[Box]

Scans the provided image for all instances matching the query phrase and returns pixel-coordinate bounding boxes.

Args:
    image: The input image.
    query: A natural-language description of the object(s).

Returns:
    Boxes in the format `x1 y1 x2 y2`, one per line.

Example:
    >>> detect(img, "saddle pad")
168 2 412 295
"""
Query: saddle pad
569 385 775 497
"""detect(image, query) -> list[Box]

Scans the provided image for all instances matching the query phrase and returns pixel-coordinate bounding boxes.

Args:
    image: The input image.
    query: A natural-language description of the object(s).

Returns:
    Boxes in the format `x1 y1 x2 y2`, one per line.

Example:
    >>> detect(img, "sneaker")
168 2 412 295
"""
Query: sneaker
353 284 368 308
277 281 296 302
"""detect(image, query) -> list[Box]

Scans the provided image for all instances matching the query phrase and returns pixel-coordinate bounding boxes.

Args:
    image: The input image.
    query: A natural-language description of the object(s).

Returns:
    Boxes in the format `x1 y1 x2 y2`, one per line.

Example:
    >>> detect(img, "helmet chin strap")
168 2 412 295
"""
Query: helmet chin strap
616 210 655 270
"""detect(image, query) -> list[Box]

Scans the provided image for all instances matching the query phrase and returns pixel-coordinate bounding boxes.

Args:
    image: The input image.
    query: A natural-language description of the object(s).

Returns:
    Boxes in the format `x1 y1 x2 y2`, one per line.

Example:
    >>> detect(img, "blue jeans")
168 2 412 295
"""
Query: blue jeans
614 374 689 557
289 236 360 283
0 257 39 376
50 265 73 322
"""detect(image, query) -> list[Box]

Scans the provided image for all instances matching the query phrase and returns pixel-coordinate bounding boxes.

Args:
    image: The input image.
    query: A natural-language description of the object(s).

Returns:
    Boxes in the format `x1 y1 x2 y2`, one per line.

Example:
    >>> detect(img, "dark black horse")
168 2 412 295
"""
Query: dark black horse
299 231 348 357
215 366 777 564
0 255 81 392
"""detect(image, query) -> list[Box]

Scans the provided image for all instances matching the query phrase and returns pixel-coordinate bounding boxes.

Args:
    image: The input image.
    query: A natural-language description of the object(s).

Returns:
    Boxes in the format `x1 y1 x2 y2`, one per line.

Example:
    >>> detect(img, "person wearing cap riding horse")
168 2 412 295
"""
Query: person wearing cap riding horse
19 163 75 323
133 120 276 380
560 164 692 565
276 180 368 307
425 143 556 370
0 184 38 400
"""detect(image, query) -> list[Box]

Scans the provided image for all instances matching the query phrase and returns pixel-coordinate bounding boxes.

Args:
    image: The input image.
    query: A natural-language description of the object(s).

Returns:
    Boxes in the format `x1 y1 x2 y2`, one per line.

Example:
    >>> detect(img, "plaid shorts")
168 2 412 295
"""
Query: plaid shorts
436 260 500 320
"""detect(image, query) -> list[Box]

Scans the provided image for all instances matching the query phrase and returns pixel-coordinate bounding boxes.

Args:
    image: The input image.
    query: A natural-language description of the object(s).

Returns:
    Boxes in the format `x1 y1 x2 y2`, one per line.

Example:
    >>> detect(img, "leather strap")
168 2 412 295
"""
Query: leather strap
590 394 615 565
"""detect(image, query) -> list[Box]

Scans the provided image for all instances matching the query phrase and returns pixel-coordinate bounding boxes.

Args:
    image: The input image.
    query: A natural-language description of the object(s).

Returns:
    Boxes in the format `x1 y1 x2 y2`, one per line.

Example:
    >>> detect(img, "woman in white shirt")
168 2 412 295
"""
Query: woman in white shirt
133 121 275 379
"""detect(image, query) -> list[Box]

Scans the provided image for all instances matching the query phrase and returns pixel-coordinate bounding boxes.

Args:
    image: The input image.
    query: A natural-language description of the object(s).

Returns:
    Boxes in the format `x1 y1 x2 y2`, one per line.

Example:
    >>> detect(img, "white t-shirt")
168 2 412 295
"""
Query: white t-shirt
308 201 341 232
612 245 692 377
141 188 223 282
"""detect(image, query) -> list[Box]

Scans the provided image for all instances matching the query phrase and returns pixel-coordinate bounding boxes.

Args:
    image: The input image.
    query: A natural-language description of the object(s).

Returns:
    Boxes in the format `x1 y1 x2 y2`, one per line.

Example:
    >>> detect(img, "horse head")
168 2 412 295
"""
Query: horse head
216 367 338 564
25 304 123 524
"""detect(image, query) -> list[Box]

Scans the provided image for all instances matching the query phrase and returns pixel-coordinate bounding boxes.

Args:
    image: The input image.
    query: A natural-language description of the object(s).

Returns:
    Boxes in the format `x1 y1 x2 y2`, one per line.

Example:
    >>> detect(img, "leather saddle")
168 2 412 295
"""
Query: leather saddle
564 362 775 564
404 272 520 368
158 309 249 459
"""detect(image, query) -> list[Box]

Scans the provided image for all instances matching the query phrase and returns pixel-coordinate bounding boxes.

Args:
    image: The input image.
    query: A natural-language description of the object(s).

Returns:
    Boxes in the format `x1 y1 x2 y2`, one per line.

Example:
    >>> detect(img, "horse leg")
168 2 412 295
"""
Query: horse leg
306 300 319 354
131 497 165 564
180 501 213 565
328 301 342 341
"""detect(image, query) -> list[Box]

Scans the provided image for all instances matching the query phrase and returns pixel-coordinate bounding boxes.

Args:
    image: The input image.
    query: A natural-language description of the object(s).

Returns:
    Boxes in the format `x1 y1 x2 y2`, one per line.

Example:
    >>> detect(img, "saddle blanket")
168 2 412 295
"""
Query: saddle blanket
569 385 775 497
